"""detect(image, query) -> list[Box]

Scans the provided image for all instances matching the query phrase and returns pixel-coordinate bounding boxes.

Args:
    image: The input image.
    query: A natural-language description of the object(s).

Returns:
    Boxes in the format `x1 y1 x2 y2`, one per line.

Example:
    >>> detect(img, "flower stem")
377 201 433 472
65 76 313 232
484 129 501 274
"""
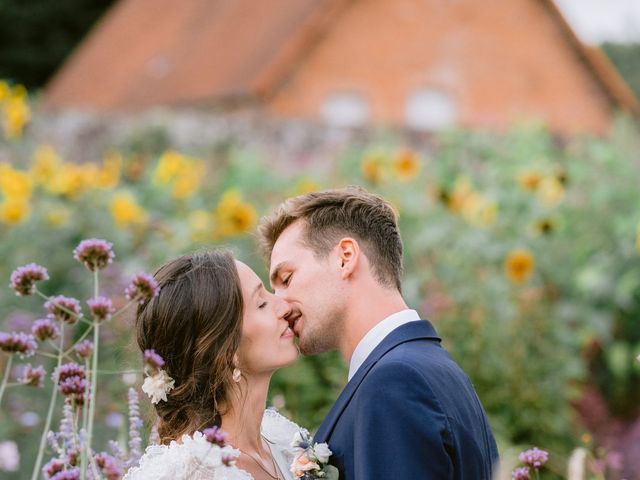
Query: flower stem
0 355 14 407
82 270 101 480
32 322 65 480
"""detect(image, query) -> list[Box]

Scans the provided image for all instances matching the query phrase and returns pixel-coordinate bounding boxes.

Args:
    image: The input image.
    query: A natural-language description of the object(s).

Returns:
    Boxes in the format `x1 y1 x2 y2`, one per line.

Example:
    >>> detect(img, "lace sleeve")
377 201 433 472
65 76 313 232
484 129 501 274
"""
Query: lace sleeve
123 432 245 480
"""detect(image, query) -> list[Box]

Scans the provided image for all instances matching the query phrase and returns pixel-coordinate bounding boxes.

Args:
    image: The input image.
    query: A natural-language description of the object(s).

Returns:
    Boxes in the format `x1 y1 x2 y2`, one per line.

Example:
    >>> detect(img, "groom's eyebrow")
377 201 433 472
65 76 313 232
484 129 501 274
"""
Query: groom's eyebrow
269 262 285 286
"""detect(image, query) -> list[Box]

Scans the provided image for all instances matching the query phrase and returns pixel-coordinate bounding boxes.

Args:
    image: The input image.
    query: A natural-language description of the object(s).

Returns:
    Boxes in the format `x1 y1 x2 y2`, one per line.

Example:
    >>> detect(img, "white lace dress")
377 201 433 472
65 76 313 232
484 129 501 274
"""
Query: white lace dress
123 409 304 480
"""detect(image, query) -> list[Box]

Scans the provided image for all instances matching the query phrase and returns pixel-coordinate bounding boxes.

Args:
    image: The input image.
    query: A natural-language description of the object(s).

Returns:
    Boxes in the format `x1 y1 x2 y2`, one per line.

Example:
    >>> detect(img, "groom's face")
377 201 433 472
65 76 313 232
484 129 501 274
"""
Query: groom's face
269 221 345 355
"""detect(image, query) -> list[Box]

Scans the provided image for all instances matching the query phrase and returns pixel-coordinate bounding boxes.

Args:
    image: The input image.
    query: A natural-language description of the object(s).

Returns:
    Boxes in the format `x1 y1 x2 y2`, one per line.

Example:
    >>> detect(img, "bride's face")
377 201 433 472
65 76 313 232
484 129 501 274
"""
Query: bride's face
235 261 298 375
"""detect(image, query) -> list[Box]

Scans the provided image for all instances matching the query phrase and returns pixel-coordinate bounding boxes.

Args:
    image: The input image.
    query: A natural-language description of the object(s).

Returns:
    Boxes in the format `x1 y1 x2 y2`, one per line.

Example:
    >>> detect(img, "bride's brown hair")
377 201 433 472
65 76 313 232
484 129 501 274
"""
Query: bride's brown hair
135 250 243 444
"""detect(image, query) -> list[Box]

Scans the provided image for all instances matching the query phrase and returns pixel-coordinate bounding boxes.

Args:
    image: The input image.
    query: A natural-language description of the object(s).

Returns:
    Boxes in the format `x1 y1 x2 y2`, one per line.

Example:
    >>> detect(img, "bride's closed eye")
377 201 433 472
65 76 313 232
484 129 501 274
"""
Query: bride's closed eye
258 301 268 309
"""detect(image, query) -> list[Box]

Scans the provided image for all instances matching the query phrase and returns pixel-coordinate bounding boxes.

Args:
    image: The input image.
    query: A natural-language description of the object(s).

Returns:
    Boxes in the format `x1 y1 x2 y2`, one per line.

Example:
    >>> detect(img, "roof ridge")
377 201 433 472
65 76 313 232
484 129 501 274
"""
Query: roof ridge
542 0 639 114
249 0 354 99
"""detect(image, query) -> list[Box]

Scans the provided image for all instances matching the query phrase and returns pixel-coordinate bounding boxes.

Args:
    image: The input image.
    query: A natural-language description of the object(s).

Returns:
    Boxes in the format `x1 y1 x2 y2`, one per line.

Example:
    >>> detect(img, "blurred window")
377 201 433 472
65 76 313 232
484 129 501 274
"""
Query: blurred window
405 88 457 130
321 92 370 128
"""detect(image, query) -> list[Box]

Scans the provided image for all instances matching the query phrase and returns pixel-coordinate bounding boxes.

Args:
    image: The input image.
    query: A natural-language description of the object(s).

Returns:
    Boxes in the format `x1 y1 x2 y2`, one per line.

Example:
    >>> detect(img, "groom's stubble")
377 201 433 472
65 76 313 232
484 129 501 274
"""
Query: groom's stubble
297 300 345 356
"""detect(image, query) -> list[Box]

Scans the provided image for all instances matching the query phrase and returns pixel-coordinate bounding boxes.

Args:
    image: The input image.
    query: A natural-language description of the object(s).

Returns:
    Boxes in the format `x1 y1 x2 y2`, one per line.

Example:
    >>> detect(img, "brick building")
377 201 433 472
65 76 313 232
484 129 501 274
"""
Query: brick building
44 0 638 134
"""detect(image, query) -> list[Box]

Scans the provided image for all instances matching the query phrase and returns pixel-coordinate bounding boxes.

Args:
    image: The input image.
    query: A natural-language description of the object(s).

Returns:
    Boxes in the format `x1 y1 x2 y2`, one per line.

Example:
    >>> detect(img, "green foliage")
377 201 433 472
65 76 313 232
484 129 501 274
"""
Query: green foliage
602 42 640 100
1 111 640 477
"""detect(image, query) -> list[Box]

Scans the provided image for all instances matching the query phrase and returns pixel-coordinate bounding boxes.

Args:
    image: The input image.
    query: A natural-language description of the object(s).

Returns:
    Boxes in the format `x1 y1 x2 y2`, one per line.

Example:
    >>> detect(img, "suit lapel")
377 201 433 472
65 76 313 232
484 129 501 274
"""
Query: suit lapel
314 320 440 443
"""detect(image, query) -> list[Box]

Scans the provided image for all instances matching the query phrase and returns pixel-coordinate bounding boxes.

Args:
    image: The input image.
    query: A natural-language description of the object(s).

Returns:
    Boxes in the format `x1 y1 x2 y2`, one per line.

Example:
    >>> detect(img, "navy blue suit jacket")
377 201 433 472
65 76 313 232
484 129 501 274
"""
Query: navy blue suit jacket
314 320 499 479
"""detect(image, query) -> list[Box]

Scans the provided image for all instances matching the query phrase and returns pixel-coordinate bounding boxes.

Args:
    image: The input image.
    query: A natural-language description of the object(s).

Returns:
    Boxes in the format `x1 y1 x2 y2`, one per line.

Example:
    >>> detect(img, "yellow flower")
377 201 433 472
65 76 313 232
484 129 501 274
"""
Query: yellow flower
504 249 535 284
448 176 474 213
0 165 33 199
110 192 147 227
188 209 213 242
361 153 386 185
46 164 88 198
31 145 63 186
95 152 122 190
0 198 30 225
392 149 421 181
518 170 544 191
0 81 10 102
2 95 30 139
534 217 556 235
461 193 497 227
171 160 205 200
537 177 565 207
153 150 188 185
214 190 257 238
45 207 71 227
293 179 320 195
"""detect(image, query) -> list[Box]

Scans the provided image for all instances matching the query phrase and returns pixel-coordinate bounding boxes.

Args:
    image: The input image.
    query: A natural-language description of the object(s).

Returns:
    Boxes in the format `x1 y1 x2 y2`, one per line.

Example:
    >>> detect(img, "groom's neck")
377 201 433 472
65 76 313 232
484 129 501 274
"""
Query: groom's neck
340 285 408 363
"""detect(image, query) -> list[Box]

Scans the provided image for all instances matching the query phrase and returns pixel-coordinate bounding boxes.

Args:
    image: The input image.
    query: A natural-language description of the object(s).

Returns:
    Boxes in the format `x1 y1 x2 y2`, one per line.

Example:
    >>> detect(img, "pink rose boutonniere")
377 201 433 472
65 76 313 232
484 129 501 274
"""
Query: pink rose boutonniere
290 430 338 480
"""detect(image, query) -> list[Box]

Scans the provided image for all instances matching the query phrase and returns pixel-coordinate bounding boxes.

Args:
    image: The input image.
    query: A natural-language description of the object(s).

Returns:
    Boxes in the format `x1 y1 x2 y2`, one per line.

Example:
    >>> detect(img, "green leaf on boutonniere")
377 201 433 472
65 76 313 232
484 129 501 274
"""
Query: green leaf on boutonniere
322 465 339 480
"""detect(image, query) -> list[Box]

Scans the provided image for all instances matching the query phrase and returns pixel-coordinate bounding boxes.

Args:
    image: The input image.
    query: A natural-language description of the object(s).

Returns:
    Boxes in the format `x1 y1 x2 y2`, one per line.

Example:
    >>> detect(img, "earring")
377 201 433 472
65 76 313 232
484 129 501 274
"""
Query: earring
232 367 242 383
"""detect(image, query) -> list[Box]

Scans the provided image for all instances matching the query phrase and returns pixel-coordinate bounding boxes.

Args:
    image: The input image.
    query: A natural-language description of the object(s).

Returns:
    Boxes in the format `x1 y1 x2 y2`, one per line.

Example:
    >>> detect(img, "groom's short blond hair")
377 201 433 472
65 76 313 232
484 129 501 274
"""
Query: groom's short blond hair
257 185 403 290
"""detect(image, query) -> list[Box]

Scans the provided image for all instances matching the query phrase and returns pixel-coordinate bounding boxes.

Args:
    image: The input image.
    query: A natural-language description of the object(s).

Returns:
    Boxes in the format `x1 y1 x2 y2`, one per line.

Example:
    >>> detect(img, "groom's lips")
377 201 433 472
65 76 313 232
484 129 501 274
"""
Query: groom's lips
287 312 302 335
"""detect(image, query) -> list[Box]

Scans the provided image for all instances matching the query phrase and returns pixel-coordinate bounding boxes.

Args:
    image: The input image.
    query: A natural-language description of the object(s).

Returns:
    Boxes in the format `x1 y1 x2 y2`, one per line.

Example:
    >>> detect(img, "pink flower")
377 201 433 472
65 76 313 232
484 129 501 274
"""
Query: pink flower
87 296 115 322
73 239 115 272
143 349 165 371
125 273 159 304
18 364 46 387
203 426 228 447
519 447 549 469
45 295 82 324
31 318 60 341
10 263 49 296
50 468 80 480
512 467 530 480
43 458 65 478
93 452 123 480
0 331 38 358
53 363 87 405
74 340 93 359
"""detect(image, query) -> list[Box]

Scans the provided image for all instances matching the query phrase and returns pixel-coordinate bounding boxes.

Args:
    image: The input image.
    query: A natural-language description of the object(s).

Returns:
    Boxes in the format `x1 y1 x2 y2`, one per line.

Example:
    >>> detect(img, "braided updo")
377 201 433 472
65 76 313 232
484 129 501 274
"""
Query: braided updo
135 250 243 444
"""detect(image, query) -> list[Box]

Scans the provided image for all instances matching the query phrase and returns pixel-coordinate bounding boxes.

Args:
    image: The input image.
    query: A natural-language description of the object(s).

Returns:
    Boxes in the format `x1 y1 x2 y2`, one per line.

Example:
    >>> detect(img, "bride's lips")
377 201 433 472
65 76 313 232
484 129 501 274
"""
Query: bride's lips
281 326 294 338
287 312 302 336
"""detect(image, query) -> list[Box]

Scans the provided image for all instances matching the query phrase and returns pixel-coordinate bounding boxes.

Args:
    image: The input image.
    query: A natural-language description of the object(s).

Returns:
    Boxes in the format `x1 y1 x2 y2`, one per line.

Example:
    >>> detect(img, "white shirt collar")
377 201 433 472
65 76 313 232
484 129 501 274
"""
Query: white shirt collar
347 309 421 381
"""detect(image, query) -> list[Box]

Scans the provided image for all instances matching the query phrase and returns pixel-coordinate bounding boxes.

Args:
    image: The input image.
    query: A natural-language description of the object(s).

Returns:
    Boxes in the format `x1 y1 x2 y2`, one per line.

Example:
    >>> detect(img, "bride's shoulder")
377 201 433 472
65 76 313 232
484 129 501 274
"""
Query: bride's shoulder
123 432 249 480
261 408 308 449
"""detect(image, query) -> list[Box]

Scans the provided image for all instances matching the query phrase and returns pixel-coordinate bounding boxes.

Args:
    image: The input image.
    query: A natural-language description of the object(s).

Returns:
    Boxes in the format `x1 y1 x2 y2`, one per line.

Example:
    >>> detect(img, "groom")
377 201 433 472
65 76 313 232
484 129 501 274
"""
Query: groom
258 186 499 479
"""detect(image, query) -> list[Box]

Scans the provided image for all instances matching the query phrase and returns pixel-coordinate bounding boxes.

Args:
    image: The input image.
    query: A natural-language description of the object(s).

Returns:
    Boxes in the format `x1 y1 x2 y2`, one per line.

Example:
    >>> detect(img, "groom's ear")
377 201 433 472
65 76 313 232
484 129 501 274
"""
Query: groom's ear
336 237 359 280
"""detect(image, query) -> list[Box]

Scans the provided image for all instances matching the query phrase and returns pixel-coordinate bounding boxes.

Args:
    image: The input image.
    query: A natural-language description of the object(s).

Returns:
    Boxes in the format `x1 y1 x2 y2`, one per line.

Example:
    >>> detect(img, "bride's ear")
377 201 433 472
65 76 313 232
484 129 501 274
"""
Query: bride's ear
336 237 359 280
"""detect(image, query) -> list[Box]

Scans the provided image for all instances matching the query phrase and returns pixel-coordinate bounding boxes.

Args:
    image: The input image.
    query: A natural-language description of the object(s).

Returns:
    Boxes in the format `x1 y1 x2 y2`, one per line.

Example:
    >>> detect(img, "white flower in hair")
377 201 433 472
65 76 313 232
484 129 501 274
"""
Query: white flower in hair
142 369 175 404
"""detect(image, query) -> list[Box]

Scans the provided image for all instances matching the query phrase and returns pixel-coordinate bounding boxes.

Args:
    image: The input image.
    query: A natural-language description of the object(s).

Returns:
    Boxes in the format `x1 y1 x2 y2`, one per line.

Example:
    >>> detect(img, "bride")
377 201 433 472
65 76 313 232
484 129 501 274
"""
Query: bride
124 250 303 480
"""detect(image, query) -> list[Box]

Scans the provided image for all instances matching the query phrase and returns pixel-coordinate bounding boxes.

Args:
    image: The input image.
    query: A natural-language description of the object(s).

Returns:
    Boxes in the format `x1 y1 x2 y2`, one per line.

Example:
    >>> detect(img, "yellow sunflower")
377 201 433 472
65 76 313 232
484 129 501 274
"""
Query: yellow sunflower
504 249 535 284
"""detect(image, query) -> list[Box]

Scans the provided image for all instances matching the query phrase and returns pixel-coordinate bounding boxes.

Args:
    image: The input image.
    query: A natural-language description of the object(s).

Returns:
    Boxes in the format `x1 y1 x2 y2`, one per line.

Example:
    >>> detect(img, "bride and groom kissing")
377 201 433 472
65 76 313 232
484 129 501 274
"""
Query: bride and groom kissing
125 186 499 479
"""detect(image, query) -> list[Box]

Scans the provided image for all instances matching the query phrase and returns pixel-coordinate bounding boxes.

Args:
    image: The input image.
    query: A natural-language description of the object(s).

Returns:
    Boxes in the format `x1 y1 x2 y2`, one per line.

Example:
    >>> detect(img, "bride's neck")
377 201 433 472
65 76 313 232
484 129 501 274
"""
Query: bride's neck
221 373 271 452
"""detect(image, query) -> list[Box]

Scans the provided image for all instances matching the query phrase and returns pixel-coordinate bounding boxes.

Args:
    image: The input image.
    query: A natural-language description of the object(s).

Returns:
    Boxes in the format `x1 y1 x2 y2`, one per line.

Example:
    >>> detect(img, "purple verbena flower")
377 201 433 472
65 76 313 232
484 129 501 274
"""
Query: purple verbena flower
512 467 530 480
222 453 236 467
53 363 86 405
10 263 49 296
74 340 93 359
203 426 228 447
43 458 65 479
32 318 60 342
45 295 82 324
72 239 115 272
18 363 46 387
0 331 38 358
87 296 115 322
519 447 549 469
143 349 165 371
125 273 159 304
94 452 124 480
127 388 142 467
50 467 80 480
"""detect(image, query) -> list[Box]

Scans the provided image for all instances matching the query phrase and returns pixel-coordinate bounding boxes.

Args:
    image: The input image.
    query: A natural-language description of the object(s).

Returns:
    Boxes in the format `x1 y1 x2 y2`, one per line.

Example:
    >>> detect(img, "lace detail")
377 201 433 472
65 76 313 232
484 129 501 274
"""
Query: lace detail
124 410 305 480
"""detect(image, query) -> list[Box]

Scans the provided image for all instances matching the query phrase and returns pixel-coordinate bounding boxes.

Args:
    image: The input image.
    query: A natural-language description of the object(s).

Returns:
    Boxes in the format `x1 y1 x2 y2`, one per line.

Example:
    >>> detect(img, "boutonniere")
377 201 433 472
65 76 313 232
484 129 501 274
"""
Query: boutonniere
290 430 339 479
